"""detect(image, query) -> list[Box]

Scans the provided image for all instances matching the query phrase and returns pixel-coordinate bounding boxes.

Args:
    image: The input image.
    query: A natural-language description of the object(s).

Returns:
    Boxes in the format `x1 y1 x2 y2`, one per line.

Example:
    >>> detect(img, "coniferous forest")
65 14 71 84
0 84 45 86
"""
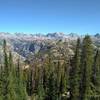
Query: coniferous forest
0 35 100 100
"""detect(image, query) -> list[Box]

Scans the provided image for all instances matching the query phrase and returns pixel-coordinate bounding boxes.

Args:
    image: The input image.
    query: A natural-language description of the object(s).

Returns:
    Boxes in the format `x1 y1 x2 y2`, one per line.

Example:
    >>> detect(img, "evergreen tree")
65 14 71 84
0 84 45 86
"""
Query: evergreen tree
69 38 81 100
47 72 57 100
2 40 9 100
0 40 15 100
0 65 3 100
3 40 9 72
1 36 100 100
59 74 67 100
15 58 28 100
42 66 47 92
2 40 28 100
80 35 94 100
92 49 100 95
7 52 16 100
37 76 45 100
26 68 34 96
55 61 62 98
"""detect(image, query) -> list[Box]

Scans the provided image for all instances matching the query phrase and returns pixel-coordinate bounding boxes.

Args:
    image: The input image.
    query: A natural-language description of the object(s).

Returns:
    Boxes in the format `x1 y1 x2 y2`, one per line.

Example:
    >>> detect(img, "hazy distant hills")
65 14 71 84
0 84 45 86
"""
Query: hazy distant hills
0 32 100 48
0 32 100 63
0 32 80 41
0 32 99 40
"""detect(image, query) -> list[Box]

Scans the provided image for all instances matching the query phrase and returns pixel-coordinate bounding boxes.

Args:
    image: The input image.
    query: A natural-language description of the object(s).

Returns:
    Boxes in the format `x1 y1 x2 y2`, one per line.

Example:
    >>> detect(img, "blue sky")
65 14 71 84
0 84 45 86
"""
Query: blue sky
0 0 100 34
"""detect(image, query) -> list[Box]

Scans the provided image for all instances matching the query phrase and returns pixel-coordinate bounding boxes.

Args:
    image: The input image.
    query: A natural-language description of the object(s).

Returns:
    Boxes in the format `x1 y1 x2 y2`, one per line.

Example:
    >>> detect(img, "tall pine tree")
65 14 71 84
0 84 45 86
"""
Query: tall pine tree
15 58 28 100
92 49 100 96
70 38 81 100
2 40 9 100
80 35 94 100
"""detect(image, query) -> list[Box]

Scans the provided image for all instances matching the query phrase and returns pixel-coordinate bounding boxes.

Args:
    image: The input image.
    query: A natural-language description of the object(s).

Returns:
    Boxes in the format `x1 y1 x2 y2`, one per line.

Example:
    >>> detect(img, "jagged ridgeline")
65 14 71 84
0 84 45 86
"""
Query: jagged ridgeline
0 33 100 100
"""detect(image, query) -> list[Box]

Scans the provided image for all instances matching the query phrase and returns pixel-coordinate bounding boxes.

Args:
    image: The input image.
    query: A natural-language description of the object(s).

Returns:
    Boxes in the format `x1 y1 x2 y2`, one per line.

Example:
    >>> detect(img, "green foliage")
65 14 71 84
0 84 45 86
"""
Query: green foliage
69 38 81 100
14 58 28 100
37 79 45 100
26 68 34 96
0 40 28 100
92 49 100 95
80 35 94 100
47 72 57 100
0 37 100 100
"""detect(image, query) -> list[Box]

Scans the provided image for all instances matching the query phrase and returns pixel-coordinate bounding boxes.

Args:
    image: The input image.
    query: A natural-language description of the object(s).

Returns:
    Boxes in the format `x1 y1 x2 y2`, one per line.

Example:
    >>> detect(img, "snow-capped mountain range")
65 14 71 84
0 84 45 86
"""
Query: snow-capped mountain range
0 32 80 41
0 32 100 64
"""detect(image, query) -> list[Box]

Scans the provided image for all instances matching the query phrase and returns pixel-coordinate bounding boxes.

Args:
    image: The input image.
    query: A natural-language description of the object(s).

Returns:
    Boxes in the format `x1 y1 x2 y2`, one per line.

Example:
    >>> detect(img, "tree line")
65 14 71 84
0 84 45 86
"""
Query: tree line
0 35 100 100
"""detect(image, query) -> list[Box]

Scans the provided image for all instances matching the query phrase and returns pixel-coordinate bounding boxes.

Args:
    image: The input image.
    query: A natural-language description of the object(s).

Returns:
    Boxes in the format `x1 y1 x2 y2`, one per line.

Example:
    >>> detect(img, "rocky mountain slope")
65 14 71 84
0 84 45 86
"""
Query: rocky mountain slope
0 32 100 63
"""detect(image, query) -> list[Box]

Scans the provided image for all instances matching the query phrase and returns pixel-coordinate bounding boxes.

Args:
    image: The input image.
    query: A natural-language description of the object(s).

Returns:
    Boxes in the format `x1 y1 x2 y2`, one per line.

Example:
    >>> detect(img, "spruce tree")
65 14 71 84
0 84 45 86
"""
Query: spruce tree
2 40 9 100
37 75 45 100
55 61 62 98
7 51 16 100
26 68 34 96
0 65 3 100
69 38 81 100
92 49 100 96
80 35 94 100
47 72 57 100
15 58 28 100
59 74 67 100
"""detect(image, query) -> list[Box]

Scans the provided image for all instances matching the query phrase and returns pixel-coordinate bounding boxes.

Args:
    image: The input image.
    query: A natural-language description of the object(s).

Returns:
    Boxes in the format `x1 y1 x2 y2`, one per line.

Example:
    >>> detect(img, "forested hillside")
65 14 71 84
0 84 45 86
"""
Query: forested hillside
0 35 100 100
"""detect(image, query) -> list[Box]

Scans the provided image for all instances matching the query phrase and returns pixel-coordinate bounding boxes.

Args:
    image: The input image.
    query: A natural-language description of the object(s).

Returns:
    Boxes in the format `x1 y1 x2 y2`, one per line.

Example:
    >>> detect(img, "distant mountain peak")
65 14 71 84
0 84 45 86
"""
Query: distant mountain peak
94 33 100 38
68 33 79 37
